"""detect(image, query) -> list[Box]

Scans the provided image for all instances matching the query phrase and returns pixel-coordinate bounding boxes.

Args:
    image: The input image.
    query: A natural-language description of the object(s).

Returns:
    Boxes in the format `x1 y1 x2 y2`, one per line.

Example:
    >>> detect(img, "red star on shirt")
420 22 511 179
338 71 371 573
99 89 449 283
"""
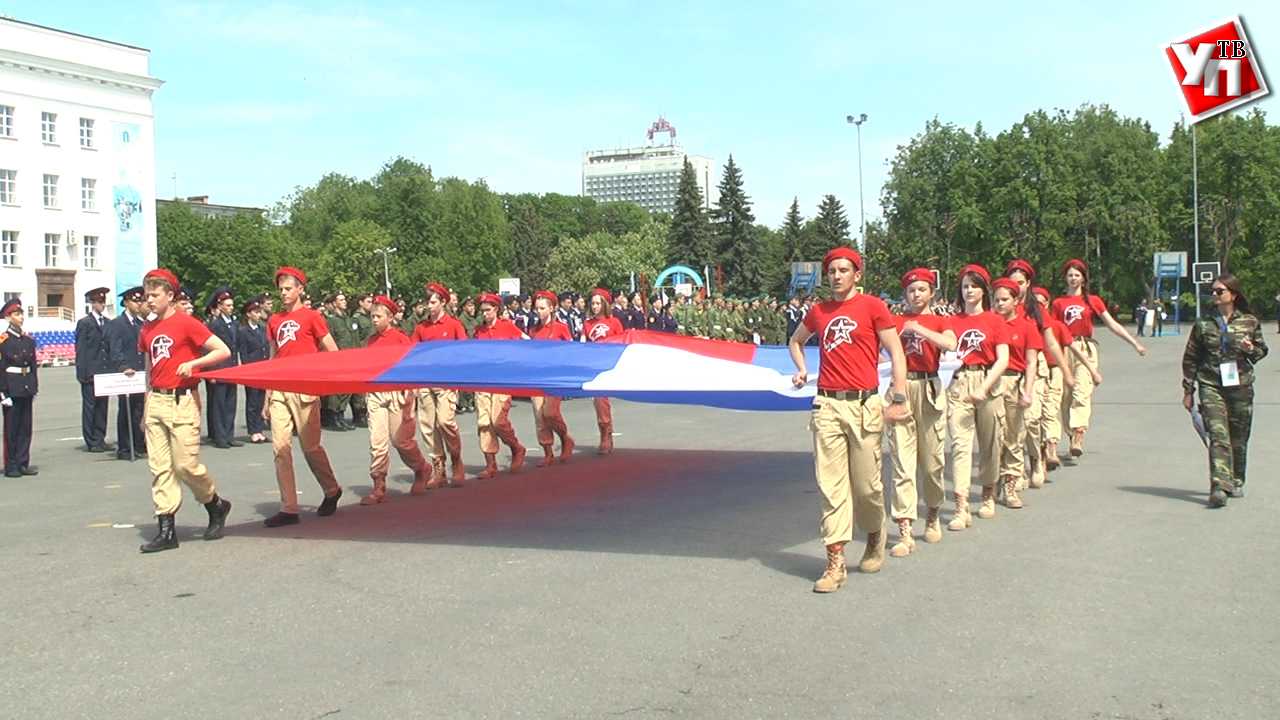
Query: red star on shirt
956 329 987 359
151 335 173 361
277 319 300 345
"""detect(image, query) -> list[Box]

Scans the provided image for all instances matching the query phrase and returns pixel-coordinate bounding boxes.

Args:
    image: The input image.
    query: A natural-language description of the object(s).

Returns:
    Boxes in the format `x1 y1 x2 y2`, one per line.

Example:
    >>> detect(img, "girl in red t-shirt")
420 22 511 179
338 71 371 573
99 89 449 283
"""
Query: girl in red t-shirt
886 268 956 556
1050 258 1144 458
992 278 1042 509
529 290 575 465
584 289 623 454
946 265 1009 530
1032 287 1100 473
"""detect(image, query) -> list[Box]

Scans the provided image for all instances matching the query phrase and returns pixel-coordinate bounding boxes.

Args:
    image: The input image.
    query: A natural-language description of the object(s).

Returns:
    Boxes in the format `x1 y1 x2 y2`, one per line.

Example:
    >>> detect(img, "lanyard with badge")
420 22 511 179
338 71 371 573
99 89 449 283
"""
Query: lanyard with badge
1218 313 1240 387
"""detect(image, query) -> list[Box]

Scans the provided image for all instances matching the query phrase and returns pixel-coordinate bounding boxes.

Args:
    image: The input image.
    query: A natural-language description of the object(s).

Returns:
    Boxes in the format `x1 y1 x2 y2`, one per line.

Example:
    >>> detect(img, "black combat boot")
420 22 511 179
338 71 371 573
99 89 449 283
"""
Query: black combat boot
203 495 232 540
353 408 368 428
140 514 179 553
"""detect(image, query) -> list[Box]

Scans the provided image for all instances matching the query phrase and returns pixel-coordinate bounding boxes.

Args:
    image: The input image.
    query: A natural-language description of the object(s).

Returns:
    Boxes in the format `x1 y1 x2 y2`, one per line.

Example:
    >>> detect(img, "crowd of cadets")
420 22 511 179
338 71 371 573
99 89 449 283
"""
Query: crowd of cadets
59 258 1176 583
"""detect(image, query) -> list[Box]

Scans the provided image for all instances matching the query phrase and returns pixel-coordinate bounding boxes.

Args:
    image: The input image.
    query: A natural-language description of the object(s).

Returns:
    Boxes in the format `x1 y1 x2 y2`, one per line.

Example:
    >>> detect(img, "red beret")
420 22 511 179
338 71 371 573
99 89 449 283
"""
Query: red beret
372 295 399 315
957 264 990 287
144 268 180 290
477 292 502 307
821 246 863 273
533 290 558 307
590 288 612 304
1005 259 1036 280
1063 258 1088 276
900 267 935 289
1032 286 1051 301
275 266 307 286
992 278 1021 296
425 282 451 301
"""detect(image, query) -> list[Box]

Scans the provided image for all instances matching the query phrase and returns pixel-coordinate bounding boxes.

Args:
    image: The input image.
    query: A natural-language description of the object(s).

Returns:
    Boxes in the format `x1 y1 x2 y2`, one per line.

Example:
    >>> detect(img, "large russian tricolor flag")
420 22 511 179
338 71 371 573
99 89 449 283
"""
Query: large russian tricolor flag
201 330 955 412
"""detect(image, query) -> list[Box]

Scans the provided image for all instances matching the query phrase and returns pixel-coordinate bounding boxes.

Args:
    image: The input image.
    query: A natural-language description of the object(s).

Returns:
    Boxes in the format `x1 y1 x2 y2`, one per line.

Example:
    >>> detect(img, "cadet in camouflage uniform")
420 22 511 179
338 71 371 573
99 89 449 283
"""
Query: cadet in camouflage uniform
1181 274 1269 508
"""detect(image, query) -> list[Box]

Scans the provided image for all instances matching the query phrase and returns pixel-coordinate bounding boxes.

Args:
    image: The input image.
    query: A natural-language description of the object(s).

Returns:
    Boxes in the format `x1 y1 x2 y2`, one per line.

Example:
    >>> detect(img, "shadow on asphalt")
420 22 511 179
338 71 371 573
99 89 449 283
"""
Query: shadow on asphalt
1117 484 1207 506
210 449 821 565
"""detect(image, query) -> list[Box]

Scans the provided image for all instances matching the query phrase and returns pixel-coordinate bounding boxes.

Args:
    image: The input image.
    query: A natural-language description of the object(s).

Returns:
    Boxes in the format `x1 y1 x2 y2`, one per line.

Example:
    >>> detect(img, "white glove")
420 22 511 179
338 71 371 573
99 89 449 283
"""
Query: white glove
1 397 12 407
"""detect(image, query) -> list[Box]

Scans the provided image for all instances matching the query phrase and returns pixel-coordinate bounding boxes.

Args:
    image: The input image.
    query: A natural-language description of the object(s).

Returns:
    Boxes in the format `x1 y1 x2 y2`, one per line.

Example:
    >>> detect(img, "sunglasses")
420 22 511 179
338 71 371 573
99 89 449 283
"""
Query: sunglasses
1211 288 1228 296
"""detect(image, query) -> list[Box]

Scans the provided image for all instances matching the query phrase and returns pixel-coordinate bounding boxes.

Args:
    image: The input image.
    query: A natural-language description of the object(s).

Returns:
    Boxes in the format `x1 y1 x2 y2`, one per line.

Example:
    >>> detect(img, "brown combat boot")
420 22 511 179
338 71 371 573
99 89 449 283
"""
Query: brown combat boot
477 453 499 480
509 444 526 473
597 423 613 455
859 530 886 573
423 457 446 491
1044 440 1060 471
924 507 943 543
361 477 387 505
537 444 555 467
1029 451 1045 488
559 434 575 463
889 518 915 558
813 542 847 593
1070 428 1085 457
947 493 971 531
1002 475 1024 509
451 457 466 487
977 485 997 519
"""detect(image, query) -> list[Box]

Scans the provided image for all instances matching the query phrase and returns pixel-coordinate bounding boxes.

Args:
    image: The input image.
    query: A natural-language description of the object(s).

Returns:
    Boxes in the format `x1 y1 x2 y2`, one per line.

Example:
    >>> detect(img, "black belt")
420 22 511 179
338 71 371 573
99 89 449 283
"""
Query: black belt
151 387 195 397
1003 370 1024 377
906 371 938 380
817 388 876 401
1075 336 1097 344
956 364 991 373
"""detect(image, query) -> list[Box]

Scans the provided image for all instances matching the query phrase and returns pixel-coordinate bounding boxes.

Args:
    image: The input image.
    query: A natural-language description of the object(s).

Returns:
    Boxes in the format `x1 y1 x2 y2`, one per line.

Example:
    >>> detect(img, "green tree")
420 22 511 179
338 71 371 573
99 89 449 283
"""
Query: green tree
711 155 763 294
782 198 806 262
667 157 715 271
813 194 851 252
311 219 398 295
508 196 552 291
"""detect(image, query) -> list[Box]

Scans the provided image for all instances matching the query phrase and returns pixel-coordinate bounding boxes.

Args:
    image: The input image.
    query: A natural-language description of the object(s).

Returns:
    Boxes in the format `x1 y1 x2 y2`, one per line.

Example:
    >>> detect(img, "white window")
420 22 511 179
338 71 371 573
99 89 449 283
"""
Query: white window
0 170 14 204
43 174 59 208
79 118 95 148
0 106 12 138
82 235 98 269
41 112 57 143
81 178 96 211
44 233 60 267
1 231 16 266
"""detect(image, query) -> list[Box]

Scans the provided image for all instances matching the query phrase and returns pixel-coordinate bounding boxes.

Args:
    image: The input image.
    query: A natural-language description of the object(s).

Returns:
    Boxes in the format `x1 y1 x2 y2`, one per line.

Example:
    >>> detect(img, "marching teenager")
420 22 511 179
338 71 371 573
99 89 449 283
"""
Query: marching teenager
946 265 1010 530
529 290 575 466
992 278 1042 509
886 268 956 557
263 267 344 527
411 283 468 489
584 289 624 454
1051 258 1145 458
134 269 232 553
790 248 908 593
1031 287 1097 474
472 293 528 479
361 296 430 505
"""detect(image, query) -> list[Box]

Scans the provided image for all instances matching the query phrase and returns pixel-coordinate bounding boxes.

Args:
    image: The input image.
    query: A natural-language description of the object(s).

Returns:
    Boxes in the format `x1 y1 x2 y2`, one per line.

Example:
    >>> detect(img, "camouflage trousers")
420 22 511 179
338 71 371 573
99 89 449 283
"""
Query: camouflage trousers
1198 384 1255 493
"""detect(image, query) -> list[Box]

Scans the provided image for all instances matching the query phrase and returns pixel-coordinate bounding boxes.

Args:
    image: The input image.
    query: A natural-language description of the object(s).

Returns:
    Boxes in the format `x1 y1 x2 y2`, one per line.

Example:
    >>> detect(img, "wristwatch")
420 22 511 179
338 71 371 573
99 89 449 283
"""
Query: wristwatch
891 392 907 404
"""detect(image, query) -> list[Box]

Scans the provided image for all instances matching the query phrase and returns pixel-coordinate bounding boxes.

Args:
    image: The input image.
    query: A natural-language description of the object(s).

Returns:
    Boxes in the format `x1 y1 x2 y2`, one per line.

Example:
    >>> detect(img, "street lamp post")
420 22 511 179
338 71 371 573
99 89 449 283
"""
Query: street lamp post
846 113 868 251
374 247 397 296
1191 121 1200 319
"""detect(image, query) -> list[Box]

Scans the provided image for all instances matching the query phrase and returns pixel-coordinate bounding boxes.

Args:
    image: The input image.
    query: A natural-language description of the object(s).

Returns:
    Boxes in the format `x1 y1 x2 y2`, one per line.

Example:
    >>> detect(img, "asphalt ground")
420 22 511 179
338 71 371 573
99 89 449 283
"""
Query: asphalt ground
1 329 1278 719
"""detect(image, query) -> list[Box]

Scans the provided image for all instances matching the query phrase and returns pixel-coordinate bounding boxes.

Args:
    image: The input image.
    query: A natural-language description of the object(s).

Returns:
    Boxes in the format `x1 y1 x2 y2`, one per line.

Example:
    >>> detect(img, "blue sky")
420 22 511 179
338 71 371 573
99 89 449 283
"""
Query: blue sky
10 1 1279 232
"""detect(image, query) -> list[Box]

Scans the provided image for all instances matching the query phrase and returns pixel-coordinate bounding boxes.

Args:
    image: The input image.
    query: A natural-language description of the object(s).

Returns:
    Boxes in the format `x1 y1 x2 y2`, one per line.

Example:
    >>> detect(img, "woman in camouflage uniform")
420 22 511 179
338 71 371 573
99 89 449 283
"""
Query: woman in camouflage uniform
1182 274 1268 508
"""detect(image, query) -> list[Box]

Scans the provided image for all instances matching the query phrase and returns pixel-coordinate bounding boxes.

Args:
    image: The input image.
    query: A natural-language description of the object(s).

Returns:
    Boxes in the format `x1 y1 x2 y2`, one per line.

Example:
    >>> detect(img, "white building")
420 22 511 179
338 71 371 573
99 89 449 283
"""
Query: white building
582 118 716 215
0 17 162 325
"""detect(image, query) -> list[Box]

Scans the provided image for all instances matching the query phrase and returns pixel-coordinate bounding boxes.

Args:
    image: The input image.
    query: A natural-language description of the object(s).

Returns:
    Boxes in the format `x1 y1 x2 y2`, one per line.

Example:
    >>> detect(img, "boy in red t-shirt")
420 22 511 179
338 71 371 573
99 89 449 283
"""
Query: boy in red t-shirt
262 267 343 527
136 269 233 553
361 296 430 505
790 247 909 593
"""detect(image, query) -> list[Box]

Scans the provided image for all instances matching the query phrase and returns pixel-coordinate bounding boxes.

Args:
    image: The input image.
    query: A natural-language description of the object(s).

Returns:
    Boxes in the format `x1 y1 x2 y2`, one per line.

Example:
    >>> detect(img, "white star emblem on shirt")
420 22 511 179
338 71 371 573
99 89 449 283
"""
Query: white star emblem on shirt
151 335 173 361
1063 305 1086 325
956 329 986 359
822 317 859 352
277 320 300 345
902 332 926 356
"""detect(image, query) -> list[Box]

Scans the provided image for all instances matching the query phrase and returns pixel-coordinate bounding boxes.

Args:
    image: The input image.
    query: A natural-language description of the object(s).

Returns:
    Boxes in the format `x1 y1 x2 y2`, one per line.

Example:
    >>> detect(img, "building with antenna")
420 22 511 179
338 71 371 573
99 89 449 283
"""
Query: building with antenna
0 16 162 324
581 117 716 215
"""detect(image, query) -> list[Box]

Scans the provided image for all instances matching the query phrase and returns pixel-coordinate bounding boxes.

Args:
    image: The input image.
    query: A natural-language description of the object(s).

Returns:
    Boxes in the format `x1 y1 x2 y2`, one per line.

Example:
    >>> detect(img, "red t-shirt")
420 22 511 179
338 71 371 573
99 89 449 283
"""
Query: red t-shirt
473 318 525 340
802 294 894 391
1051 294 1108 338
892 313 951 374
583 316 624 342
531 320 573 341
367 327 412 348
268 307 331 358
950 311 1009 367
412 313 467 342
1003 314 1044 373
139 311 214 390
1043 317 1074 368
